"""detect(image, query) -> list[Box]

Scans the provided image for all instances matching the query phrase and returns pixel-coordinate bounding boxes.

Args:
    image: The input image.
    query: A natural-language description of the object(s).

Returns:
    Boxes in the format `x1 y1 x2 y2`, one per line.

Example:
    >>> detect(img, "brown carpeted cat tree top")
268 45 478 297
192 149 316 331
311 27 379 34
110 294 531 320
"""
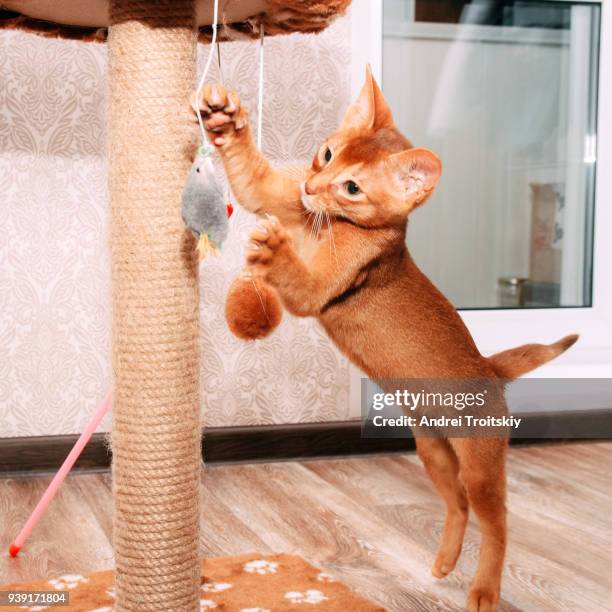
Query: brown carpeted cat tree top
0 1 350 610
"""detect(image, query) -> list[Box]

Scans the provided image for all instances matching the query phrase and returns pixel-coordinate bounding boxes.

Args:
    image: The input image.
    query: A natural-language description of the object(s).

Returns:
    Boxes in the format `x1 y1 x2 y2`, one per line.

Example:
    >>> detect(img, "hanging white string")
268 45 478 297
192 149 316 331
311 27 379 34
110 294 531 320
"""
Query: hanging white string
215 41 233 210
216 41 223 81
195 0 220 143
257 24 265 151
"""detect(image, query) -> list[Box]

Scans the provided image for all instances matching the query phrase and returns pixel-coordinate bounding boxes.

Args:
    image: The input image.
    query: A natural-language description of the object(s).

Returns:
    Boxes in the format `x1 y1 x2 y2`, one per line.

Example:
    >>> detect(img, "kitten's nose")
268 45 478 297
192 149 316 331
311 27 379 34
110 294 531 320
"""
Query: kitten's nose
304 182 316 196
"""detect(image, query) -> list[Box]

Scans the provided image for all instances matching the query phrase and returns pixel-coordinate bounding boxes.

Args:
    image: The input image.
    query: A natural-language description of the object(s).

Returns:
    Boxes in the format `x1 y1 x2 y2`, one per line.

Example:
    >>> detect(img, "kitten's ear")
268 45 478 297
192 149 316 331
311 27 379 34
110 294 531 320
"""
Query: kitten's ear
340 65 395 132
389 148 442 206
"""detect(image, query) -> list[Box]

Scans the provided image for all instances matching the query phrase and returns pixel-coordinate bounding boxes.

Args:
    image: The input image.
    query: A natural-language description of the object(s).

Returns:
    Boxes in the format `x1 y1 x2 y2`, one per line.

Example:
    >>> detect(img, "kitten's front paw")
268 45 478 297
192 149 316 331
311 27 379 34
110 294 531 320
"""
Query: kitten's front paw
192 83 248 146
246 215 292 274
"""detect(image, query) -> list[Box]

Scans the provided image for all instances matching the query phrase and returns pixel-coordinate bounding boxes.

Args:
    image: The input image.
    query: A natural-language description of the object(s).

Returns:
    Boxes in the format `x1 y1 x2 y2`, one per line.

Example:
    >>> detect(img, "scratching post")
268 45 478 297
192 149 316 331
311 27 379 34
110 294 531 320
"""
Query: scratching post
107 1 201 610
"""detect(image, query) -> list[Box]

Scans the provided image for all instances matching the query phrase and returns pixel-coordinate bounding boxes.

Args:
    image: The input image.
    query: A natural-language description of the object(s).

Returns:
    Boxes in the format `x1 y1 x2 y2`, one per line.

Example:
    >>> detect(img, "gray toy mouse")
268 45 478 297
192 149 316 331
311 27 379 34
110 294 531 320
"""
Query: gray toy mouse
182 144 231 258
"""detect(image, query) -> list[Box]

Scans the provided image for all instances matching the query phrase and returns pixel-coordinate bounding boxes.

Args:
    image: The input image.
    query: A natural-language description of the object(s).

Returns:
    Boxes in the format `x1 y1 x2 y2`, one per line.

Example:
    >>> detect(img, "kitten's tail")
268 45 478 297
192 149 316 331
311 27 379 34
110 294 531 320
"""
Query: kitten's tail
488 334 579 379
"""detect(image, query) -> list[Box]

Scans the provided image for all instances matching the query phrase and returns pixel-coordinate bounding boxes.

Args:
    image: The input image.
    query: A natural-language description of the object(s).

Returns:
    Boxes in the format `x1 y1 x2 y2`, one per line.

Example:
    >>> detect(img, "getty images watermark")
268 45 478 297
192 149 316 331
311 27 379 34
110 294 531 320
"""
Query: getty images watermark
371 388 522 430
360 378 612 439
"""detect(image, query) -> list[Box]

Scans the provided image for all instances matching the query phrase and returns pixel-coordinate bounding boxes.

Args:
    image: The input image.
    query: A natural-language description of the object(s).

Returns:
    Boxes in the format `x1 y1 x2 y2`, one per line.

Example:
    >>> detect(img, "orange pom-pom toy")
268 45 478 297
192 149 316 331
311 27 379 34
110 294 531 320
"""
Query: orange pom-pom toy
225 276 283 340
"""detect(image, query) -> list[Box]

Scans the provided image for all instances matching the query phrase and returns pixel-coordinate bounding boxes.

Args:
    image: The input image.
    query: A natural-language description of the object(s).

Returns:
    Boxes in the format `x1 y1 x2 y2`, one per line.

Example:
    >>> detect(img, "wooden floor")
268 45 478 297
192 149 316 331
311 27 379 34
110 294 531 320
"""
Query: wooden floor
1 442 611 611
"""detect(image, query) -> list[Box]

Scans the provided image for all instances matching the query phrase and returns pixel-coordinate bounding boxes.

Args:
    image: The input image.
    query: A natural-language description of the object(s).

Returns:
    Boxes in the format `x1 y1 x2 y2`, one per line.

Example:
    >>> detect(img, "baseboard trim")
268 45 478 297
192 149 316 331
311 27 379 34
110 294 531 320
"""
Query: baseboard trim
1 410 610 475
203 420 415 464
0 433 112 475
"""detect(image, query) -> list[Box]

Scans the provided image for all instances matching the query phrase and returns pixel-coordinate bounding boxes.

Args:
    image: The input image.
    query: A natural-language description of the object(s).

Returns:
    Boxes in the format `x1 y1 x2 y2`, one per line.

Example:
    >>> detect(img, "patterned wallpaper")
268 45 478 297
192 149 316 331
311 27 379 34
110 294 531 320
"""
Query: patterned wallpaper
0 17 352 437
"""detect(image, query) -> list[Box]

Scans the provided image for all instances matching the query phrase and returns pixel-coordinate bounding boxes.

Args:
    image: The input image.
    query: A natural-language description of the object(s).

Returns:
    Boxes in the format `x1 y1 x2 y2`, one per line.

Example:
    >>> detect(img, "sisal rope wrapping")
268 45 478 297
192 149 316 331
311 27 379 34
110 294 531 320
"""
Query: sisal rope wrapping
107 1 201 610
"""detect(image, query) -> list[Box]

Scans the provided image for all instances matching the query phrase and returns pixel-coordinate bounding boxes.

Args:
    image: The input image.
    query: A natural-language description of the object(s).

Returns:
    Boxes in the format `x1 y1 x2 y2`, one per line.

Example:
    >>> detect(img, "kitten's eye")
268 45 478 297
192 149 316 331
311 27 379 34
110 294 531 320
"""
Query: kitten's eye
345 180 360 195
324 147 332 163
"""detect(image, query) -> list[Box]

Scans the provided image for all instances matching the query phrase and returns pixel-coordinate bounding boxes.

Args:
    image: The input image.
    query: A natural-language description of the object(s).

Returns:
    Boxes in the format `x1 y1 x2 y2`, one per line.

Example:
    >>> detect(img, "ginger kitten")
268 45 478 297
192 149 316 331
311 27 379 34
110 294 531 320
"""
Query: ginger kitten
196 68 577 612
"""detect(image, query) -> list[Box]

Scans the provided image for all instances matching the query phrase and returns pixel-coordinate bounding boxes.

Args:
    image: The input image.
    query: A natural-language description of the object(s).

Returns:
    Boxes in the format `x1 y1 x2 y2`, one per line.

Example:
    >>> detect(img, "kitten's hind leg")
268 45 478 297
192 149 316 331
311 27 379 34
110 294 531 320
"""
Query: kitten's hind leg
451 437 507 612
416 437 469 578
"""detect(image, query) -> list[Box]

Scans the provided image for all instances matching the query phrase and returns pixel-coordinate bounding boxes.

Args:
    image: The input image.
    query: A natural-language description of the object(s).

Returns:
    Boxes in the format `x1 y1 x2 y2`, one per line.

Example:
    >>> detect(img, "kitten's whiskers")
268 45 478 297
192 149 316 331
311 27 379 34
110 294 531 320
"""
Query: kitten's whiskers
325 211 338 264
250 277 271 325
316 211 324 238
310 210 322 241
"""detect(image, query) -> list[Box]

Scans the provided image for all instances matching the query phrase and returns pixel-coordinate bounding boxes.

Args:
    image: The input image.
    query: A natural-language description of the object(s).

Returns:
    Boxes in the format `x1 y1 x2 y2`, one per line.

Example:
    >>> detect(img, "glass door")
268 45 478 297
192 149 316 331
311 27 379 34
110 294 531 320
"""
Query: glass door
382 0 600 309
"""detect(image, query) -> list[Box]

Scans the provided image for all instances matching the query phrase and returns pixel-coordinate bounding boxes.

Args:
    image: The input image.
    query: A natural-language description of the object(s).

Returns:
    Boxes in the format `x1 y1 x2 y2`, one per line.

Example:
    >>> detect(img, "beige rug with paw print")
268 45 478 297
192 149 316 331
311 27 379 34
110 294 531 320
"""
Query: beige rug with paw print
0 553 385 611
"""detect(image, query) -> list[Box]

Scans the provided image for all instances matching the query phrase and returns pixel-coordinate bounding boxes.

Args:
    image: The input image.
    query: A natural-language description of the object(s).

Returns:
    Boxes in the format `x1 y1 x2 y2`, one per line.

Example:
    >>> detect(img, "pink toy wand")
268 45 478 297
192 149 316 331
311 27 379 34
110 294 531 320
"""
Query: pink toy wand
9 390 112 557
